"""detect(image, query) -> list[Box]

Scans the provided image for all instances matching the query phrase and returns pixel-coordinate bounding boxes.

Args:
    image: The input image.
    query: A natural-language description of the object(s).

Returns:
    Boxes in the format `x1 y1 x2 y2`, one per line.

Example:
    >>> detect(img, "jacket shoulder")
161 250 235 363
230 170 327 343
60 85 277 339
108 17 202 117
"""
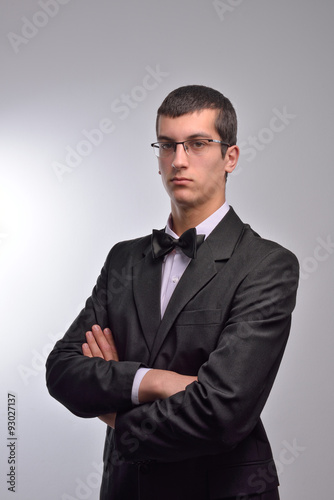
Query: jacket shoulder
105 233 152 266
236 223 300 280
217 207 299 269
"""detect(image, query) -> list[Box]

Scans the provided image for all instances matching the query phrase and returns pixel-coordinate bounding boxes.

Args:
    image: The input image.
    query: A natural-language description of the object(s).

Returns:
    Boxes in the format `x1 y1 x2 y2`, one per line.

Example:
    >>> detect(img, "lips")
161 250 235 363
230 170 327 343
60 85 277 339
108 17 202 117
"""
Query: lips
171 176 192 183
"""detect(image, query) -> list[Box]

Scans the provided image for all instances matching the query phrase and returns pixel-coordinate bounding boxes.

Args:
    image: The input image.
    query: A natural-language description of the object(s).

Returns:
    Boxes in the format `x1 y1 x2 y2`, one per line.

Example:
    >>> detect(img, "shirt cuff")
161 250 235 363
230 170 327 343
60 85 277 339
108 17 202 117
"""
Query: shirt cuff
131 367 152 405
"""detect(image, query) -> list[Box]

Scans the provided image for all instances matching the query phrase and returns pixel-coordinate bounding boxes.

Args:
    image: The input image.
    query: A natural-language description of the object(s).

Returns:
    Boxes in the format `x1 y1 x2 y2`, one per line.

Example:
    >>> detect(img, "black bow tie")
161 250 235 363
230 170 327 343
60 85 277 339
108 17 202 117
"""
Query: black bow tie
151 228 205 259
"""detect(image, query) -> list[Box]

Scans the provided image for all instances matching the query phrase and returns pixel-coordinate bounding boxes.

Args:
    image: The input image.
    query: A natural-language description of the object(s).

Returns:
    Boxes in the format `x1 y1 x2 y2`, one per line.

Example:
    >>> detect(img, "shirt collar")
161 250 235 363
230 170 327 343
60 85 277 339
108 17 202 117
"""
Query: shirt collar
165 201 230 239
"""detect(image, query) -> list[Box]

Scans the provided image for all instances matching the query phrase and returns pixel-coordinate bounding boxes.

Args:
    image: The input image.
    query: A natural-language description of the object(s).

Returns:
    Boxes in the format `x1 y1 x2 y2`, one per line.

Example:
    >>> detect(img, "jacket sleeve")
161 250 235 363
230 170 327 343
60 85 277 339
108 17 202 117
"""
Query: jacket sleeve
114 248 299 462
45 244 142 418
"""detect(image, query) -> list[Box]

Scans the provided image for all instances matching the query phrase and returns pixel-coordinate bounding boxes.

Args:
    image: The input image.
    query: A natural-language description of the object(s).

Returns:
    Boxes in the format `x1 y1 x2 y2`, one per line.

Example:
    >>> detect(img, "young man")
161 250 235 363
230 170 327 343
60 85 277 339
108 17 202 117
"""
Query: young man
46 85 299 500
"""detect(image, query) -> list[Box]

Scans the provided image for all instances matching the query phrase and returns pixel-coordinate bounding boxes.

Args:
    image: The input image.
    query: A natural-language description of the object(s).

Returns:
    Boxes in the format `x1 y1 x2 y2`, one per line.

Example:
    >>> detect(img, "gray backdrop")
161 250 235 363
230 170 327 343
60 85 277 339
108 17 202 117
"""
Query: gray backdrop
1 0 333 498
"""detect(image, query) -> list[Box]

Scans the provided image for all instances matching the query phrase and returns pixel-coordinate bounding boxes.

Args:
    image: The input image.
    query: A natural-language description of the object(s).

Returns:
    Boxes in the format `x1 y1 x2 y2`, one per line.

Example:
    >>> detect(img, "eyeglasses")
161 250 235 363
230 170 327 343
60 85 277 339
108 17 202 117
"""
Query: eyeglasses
150 139 230 158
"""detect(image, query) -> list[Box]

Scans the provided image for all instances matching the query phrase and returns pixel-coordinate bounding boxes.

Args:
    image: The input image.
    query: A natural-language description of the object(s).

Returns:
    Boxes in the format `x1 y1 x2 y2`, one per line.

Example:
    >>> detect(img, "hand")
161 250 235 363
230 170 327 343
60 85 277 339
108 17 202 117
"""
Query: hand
98 413 116 429
139 369 198 403
82 325 118 427
82 325 119 361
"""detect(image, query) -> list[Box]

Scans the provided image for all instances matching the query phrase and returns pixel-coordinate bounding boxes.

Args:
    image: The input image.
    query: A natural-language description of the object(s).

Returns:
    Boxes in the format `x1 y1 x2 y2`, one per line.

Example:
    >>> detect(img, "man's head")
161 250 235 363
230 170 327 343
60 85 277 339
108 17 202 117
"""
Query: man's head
153 85 239 228
156 85 237 159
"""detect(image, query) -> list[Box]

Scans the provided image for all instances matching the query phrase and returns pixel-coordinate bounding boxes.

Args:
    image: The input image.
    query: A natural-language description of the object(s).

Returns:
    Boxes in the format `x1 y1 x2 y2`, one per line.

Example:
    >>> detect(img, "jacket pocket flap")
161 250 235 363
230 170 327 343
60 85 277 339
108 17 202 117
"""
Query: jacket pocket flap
176 309 221 326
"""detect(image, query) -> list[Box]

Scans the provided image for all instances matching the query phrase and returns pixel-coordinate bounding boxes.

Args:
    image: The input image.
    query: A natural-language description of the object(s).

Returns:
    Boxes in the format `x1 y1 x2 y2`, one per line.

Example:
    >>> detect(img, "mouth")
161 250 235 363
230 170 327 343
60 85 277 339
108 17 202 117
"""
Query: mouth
170 176 192 184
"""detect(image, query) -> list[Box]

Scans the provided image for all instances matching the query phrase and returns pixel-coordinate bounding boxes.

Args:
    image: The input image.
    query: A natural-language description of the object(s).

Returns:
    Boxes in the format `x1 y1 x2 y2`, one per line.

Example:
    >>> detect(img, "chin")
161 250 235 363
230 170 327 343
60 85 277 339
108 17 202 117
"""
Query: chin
173 197 199 209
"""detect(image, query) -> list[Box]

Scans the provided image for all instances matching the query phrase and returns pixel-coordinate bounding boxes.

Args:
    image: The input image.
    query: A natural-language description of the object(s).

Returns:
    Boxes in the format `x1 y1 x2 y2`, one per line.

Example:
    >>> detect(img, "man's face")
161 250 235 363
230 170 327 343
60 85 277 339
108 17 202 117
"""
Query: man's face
156 109 236 216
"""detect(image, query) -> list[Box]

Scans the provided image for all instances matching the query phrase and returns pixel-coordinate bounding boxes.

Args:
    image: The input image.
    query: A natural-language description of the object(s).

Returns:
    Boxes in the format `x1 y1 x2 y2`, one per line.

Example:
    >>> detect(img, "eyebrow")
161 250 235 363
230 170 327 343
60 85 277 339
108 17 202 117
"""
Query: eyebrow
157 132 212 141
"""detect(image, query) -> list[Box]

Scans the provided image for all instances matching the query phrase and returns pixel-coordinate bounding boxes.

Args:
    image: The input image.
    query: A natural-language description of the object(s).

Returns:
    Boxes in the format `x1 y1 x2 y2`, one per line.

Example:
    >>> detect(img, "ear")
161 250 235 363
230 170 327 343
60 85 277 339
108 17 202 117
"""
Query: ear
223 145 239 174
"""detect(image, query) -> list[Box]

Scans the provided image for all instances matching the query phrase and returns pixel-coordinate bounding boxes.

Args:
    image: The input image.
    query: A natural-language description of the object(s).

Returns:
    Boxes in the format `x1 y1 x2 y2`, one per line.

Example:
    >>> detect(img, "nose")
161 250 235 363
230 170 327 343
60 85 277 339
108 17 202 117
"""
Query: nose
172 142 189 169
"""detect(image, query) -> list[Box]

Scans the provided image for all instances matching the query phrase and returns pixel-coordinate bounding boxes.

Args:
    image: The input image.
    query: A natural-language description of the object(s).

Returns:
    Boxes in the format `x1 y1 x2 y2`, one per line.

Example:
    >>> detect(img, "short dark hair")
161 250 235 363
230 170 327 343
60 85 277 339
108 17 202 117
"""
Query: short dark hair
156 85 237 158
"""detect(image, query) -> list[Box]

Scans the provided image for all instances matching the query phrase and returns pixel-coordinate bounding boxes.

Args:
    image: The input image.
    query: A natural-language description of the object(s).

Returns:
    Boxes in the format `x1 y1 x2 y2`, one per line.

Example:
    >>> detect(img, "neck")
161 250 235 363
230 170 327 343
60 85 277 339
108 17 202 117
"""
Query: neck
170 199 225 236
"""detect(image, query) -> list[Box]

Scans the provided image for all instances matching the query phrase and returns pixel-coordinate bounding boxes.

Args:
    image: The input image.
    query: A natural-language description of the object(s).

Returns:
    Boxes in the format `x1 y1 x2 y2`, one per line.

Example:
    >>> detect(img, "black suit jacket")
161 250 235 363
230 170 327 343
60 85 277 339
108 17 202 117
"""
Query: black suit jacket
46 207 299 500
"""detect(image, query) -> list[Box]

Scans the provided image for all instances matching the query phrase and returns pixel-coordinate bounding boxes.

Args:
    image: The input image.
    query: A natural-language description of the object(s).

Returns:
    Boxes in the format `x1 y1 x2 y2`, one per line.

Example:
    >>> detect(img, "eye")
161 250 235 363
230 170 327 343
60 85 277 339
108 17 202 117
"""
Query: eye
189 140 207 150
160 142 174 150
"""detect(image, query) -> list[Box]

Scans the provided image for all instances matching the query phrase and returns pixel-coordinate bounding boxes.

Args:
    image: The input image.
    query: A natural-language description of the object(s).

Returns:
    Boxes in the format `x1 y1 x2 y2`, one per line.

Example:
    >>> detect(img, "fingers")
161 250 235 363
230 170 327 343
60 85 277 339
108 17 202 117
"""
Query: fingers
82 342 93 358
82 325 119 362
103 328 119 361
84 329 105 359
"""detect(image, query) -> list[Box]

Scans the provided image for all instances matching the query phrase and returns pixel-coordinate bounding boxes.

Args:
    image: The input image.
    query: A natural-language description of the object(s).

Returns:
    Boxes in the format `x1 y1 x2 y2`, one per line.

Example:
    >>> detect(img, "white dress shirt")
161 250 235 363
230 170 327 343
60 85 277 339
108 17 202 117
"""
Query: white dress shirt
131 202 230 404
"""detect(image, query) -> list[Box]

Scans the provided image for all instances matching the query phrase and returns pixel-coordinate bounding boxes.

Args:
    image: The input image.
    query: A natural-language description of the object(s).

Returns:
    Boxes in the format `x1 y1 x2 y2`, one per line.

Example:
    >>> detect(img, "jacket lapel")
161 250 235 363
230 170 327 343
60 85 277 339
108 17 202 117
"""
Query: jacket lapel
148 242 217 365
132 246 162 352
148 207 245 366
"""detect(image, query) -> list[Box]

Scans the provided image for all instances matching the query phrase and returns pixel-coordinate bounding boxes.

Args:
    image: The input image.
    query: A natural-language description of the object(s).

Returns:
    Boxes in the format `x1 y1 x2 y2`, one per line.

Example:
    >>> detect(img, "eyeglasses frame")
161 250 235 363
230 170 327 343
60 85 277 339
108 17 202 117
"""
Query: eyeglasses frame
150 139 230 158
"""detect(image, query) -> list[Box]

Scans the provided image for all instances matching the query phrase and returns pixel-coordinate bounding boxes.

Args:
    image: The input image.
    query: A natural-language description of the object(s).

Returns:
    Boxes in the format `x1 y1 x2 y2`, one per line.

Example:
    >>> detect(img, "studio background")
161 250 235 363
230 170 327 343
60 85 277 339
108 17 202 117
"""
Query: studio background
1 1 333 499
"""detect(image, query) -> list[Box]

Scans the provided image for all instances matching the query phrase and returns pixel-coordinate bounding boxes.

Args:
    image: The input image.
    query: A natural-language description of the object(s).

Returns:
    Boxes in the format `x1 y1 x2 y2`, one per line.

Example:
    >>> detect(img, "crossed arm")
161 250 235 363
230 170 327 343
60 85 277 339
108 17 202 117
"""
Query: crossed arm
82 324 197 428
46 244 299 463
